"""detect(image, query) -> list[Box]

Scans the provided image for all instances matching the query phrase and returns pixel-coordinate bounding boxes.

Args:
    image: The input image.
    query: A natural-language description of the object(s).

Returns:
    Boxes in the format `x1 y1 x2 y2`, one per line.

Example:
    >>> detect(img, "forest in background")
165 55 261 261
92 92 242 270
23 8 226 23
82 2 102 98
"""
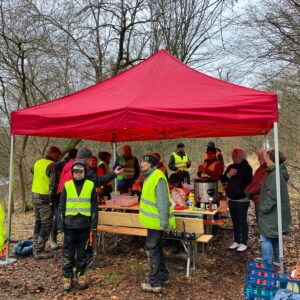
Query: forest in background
0 0 299 211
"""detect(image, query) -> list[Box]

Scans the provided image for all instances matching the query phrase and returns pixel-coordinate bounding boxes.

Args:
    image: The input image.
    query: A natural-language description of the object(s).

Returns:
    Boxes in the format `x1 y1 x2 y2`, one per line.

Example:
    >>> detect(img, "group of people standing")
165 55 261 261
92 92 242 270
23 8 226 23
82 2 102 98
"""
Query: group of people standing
221 147 291 272
30 141 292 293
31 146 123 290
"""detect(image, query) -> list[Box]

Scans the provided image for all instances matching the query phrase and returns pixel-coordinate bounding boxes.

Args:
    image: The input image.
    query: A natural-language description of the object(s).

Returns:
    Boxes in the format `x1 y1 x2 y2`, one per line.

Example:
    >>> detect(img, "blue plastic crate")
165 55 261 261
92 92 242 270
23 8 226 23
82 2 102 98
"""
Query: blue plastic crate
246 274 278 289
248 269 277 279
244 285 277 300
247 259 274 272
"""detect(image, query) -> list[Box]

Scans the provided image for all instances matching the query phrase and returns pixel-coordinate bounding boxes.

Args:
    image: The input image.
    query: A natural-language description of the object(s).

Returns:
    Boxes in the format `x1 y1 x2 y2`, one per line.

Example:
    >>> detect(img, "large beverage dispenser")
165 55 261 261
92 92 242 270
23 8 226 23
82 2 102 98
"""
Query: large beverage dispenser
194 178 218 204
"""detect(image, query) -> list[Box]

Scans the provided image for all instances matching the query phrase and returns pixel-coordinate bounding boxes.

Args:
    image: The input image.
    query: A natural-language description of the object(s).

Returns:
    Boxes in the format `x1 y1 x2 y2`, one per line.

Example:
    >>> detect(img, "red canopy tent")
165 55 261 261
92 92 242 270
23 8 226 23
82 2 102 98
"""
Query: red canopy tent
11 49 277 142
4 50 284 271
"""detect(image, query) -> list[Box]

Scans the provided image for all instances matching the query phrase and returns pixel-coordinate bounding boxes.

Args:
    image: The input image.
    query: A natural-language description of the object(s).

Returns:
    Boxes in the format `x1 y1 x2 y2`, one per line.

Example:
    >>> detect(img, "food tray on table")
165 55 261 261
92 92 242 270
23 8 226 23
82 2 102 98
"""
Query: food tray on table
109 195 139 207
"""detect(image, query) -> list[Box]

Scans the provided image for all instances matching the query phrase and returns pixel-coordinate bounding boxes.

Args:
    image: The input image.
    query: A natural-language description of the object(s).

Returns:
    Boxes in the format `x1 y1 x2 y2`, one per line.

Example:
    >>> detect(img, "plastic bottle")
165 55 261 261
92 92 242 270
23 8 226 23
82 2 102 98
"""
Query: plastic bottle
208 197 213 211
188 193 195 211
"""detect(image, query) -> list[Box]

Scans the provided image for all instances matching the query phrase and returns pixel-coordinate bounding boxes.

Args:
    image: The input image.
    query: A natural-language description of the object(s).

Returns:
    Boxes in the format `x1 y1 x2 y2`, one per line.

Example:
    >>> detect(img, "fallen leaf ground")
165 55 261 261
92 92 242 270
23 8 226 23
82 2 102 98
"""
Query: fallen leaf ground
1 200 299 300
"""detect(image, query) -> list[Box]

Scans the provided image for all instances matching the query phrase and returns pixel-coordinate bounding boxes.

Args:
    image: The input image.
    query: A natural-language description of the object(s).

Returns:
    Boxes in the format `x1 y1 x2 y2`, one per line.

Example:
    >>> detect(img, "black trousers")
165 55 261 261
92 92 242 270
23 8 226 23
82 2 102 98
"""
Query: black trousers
146 229 169 287
62 228 90 278
228 200 250 245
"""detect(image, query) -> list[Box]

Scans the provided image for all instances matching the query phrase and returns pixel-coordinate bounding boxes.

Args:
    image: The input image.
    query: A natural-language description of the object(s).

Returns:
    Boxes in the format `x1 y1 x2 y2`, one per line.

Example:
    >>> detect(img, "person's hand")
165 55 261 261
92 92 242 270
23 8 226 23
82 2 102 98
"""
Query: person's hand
186 161 191 168
198 165 205 172
177 168 183 172
114 166 124 175
227 168 237 178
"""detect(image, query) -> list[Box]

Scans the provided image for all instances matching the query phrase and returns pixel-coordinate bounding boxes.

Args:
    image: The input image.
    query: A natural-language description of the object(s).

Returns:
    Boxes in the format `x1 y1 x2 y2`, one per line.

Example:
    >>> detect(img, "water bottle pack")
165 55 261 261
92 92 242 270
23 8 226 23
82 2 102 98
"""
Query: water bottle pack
163 231 198 240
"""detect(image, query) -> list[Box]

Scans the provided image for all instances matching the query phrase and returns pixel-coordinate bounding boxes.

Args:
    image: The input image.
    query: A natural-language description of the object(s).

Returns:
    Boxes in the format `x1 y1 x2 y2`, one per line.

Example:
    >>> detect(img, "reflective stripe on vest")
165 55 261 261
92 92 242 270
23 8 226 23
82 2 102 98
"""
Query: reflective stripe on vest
31 158 54 194
204 151 222 161
65 179 94 217
172 152 189 172
201 161 219 178
201 161 222 192
116 156 135 180
139 169 175 230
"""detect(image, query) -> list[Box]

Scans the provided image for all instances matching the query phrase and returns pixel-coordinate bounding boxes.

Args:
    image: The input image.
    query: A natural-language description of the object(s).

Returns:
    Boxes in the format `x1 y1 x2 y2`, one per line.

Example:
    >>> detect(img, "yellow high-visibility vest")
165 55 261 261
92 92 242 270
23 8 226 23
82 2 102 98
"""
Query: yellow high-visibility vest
31 158 53 194
139 169 175 230
172 152 190 172
65 179 94 217
116 156 136 180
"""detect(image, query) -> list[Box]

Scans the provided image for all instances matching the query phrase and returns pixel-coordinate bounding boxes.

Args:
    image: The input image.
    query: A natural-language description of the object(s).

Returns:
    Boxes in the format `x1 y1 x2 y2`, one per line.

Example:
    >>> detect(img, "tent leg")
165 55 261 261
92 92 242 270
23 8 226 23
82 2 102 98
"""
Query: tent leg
273 122 283 273
113 142 117 194
0 135 16 266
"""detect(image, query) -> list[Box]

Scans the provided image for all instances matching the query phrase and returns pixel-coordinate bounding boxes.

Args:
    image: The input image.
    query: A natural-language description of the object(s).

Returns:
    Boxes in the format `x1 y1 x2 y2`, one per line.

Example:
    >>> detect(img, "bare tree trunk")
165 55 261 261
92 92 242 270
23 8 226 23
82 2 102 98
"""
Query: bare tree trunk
18 136 28 212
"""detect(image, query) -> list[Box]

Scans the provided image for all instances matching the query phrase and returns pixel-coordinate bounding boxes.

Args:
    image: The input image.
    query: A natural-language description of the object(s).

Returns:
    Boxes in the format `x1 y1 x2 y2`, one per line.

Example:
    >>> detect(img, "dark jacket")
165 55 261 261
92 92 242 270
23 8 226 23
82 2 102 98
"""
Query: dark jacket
257 164 291 238
221 160 253 200
86 168 116 186
58 178 98 231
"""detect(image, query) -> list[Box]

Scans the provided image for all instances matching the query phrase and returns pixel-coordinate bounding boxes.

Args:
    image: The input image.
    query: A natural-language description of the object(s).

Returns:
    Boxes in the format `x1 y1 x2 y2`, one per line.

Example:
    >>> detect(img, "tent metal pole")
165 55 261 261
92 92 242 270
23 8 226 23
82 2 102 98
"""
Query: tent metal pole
113 142 117 194
273 122 284 273
0 135 16 266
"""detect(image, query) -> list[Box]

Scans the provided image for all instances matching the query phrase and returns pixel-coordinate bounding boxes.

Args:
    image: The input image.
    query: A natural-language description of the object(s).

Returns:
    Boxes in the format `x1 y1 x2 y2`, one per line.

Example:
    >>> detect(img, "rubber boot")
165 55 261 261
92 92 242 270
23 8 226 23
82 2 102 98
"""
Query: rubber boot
63 277 72 293
77 274 88 290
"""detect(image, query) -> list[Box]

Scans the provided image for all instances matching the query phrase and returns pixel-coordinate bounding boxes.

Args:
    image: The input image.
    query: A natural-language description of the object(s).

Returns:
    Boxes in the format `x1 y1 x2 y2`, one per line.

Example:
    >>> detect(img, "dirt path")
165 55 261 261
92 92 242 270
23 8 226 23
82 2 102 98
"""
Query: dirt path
0 201 299 300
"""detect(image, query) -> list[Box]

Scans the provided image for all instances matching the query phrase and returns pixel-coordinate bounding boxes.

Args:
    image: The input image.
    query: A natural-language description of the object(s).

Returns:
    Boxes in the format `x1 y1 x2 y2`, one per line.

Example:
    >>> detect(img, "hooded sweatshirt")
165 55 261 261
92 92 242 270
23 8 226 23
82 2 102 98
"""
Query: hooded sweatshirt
257 164 292 238
221 160 253 200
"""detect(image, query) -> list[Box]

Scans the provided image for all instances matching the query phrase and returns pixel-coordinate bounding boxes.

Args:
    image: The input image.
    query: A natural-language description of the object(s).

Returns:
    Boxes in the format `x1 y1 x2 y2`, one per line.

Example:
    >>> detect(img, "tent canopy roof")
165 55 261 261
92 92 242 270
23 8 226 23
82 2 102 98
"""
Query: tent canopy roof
11 49 278 142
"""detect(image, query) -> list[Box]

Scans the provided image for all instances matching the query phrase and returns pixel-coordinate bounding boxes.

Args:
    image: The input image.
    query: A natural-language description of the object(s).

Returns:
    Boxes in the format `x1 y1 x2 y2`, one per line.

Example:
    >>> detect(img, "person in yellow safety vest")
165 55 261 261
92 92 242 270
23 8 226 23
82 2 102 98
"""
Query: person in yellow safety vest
168 142 191 184
139 151 175 294
57 161 98 293
31 146 62 259
113 145 140 194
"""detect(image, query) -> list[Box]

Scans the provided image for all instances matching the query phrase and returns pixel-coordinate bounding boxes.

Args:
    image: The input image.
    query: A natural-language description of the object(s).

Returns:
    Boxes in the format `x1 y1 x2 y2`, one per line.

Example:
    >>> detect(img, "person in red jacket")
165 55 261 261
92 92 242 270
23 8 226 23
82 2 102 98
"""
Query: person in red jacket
245 149 269 223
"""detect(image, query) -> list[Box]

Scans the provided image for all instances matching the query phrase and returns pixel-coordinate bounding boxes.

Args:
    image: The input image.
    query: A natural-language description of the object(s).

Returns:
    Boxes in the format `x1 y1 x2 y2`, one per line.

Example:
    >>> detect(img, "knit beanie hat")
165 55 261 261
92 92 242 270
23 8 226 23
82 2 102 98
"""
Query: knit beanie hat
76 147 92 159
142 151 158 167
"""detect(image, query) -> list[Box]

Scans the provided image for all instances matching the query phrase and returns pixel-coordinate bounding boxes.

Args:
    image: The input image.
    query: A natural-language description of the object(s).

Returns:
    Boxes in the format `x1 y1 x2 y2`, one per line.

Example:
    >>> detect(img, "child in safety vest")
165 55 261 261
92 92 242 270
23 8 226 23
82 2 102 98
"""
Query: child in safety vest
58 161 98 293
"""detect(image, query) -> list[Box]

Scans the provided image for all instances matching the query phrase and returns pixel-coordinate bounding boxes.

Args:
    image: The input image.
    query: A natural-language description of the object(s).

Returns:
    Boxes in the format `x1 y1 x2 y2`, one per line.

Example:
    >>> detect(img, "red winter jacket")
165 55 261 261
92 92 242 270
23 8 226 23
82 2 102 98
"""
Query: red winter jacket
58 160 74 193
245 163 268 204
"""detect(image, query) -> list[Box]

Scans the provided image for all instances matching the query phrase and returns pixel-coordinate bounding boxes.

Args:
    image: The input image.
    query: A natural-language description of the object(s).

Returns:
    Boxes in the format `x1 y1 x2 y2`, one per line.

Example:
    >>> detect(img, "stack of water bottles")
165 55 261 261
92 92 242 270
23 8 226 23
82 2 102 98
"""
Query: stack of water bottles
244 259 300 299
